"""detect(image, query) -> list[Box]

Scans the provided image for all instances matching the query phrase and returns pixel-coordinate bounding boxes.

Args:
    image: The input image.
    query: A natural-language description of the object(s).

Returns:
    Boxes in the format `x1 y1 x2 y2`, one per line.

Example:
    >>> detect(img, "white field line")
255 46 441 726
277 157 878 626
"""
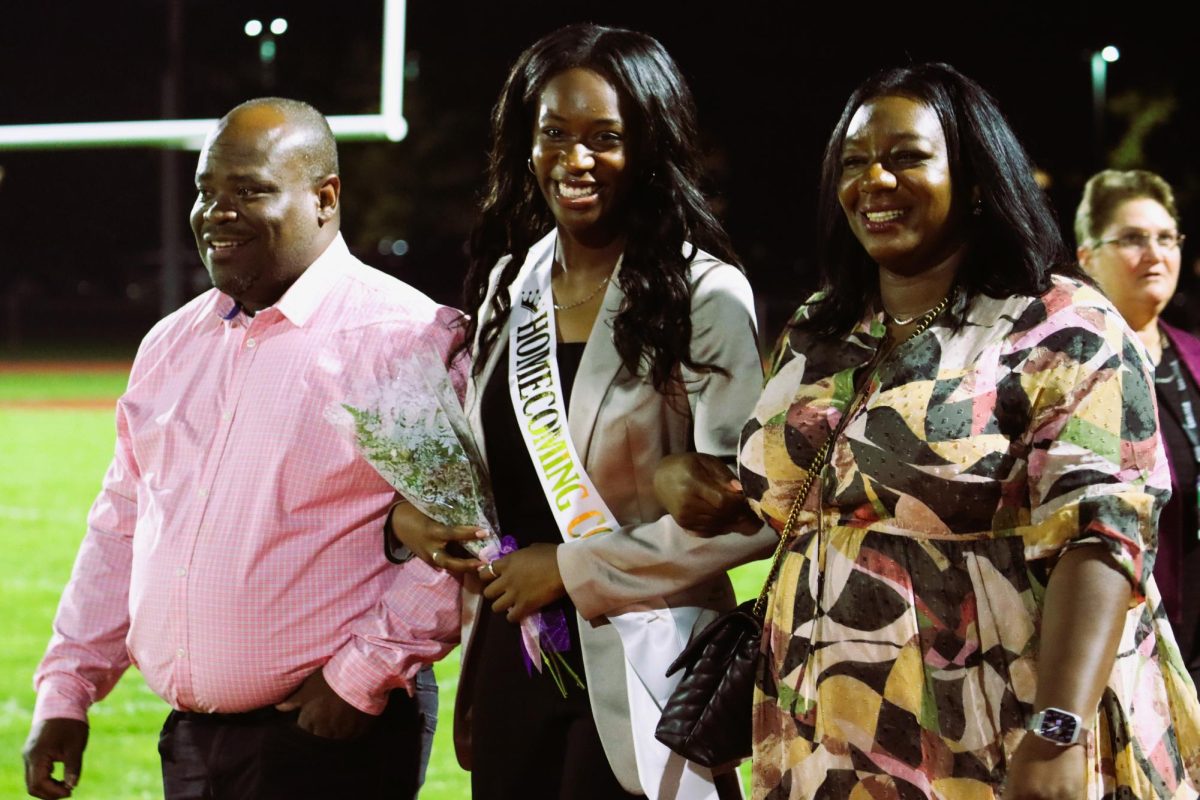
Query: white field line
0 505 83 525
0 692 164 727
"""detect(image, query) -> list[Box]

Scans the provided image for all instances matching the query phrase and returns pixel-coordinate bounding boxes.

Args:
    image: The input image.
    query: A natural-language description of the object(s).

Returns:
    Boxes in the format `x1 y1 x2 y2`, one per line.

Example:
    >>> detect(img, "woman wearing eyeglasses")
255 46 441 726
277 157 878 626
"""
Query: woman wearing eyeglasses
1076 169 1200 685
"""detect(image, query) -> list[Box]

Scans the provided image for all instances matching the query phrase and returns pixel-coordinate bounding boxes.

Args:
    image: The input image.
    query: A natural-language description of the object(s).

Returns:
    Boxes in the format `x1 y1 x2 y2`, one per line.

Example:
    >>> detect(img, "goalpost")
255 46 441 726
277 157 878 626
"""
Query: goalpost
0 0 409 319
0 0 408 151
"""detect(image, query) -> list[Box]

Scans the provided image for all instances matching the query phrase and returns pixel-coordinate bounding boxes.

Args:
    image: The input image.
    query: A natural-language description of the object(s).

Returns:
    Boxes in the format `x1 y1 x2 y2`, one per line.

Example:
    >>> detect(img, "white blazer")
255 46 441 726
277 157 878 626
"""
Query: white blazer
454 231 778 793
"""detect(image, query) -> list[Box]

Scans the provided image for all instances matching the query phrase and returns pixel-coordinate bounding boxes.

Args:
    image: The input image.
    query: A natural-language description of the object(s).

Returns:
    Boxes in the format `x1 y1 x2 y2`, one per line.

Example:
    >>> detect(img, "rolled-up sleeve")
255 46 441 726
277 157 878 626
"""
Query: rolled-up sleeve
1020 307 1170 599
323 558 461 714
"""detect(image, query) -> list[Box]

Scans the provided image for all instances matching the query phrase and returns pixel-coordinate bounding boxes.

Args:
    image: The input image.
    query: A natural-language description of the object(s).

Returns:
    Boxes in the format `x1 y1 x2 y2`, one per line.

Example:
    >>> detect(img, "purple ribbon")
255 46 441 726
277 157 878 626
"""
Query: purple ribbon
538 608 571 653
501 536 573 676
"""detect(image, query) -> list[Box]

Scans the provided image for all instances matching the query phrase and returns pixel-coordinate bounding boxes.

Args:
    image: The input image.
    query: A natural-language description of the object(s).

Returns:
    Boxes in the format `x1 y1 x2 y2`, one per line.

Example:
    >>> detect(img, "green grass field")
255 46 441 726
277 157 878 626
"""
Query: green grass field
0 363 767 799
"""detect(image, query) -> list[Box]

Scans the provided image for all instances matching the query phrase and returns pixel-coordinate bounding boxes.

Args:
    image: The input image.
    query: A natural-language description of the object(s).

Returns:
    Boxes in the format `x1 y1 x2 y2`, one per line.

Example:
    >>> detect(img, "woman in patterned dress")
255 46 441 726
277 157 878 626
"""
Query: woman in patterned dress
656 63 1200 799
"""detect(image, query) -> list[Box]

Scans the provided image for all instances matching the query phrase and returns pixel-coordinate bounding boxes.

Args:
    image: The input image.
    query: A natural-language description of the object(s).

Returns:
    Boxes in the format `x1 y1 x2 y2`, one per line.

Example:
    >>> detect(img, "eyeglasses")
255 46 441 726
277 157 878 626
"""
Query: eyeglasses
1096 230 1185 253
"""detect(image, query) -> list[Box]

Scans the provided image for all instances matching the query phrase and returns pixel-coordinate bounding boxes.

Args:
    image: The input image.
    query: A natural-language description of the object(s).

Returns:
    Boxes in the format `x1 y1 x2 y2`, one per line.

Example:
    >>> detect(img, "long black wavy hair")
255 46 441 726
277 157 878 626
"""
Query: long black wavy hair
801 62 1075 336
462 23 739 391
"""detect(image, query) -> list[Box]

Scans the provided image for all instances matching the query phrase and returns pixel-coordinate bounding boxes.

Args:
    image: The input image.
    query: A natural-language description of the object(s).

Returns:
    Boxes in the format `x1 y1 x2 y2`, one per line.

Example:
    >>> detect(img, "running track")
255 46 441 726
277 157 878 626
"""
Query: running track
0 360 129 410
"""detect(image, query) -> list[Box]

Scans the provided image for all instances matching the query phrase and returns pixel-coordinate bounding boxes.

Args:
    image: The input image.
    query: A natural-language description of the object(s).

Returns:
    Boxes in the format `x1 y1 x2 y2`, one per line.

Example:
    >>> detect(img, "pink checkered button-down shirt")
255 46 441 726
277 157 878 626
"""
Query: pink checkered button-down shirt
34 235 464 721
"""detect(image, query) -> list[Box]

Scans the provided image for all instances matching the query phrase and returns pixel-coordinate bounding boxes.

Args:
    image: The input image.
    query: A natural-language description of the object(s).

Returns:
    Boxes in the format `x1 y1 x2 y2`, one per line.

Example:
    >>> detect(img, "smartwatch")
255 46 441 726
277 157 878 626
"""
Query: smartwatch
1026 707 1089 746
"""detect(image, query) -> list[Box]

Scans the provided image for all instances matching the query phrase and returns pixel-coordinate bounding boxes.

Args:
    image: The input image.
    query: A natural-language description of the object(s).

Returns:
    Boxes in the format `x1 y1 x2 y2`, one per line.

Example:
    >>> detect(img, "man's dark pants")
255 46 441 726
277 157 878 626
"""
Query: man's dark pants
159 683 425 800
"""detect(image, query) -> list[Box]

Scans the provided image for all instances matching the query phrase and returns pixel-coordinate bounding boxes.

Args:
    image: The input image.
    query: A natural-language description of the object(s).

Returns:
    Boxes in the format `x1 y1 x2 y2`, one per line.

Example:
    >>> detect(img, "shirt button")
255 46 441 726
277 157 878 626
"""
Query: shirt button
198 488 208 498
221 412 232 421
176 648 186 659
246 338 257 348
176 567 187 577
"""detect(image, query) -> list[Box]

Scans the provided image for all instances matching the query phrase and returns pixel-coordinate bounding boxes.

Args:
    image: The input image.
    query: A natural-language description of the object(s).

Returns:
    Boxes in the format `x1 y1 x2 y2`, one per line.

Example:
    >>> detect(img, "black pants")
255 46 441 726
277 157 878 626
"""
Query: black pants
159 688 422 800
471 703 742 800
471 705 643 800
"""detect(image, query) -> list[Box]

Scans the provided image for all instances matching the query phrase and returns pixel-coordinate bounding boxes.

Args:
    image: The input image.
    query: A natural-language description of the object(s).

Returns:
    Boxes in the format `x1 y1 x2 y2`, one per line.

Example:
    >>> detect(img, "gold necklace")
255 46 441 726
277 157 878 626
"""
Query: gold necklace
868 290 954 372
882 295 948 326
552 273 611 311
884 309 924 326
884 291 952 349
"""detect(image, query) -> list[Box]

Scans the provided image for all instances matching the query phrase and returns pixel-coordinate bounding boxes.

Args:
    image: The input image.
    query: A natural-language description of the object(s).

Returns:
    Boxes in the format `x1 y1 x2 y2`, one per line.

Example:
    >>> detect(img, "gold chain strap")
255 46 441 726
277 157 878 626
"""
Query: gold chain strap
750 290 953 617
751 435 833 615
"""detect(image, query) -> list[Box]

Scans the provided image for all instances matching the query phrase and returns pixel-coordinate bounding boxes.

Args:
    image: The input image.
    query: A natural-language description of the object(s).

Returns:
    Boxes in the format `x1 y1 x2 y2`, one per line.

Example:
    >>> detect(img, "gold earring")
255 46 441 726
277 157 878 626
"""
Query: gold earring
527 158 535 174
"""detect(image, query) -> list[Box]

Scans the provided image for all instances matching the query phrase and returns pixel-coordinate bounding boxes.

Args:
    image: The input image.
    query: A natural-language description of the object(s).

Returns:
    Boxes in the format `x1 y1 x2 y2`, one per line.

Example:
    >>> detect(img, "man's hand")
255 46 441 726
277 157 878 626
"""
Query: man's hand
653 453 759 535
389 501 488 575
274 669 373 740
481 543 565 622
1002 733 1087 800
23 718 88 799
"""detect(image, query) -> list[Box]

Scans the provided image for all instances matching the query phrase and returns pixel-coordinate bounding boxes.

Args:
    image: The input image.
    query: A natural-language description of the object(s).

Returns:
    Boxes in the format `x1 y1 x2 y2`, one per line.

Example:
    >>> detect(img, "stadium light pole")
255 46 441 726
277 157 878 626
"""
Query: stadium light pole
1091 45 1120 167
160 0 185 314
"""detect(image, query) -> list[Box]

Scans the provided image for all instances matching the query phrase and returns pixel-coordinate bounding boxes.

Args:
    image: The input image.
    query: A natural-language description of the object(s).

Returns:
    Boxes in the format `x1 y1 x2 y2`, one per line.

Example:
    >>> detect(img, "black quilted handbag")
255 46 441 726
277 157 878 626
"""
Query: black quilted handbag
654 433 833 768
655 598 762 767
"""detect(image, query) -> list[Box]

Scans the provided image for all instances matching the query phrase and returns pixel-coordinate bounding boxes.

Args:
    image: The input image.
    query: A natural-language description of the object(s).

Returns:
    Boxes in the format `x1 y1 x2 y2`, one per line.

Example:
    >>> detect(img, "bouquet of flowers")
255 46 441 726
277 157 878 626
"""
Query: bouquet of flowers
325 345 582 696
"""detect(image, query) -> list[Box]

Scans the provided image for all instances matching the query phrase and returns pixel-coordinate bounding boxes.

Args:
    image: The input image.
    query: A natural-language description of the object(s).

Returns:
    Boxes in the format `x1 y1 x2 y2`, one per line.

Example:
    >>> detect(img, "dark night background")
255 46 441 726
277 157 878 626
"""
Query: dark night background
1 1 1196 355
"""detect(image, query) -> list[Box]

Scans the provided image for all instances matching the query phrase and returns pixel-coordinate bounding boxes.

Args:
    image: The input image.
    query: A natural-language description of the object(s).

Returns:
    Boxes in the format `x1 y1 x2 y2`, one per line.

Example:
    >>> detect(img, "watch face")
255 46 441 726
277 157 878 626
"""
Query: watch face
1037 709 1079 743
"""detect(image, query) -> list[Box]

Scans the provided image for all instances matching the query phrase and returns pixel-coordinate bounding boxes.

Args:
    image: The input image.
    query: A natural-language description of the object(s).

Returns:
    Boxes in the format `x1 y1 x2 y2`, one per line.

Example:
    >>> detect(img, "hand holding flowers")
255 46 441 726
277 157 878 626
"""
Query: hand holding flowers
327 346 583 696
480 543 566 622
388 502 490 574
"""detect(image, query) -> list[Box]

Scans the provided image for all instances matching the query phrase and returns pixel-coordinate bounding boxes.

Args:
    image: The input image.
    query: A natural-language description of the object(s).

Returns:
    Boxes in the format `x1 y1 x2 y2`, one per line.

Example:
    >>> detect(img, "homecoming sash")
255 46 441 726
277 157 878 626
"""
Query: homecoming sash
507 233 728 800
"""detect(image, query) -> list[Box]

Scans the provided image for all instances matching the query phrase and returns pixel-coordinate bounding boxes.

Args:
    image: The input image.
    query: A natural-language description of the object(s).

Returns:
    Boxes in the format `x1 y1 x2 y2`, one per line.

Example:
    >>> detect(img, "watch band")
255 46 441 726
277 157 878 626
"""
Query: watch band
383 498 416 564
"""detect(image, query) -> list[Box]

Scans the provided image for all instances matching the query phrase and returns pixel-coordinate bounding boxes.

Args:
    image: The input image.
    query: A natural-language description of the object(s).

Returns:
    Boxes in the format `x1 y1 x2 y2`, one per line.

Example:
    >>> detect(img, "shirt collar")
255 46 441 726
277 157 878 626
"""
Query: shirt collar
203 232 348 330
272 233 347 328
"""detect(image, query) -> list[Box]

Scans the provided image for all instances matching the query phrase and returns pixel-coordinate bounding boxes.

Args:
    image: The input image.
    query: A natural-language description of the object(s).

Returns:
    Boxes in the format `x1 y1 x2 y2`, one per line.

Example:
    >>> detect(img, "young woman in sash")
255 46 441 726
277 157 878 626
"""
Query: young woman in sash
387 22 775 800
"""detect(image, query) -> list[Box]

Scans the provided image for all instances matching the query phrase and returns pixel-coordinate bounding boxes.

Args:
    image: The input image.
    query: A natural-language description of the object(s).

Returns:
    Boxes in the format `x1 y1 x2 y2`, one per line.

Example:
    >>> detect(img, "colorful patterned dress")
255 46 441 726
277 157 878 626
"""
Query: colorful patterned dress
739 277 1200 799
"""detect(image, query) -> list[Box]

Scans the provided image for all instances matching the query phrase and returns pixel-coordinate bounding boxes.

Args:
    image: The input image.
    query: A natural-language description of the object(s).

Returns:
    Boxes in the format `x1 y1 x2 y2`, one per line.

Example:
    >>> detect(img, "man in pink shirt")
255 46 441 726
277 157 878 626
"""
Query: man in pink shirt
23 98 463 800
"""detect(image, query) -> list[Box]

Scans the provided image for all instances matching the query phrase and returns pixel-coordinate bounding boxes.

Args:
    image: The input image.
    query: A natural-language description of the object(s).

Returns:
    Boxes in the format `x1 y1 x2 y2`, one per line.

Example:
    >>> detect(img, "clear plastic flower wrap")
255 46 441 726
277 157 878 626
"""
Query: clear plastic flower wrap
326 345 582 694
